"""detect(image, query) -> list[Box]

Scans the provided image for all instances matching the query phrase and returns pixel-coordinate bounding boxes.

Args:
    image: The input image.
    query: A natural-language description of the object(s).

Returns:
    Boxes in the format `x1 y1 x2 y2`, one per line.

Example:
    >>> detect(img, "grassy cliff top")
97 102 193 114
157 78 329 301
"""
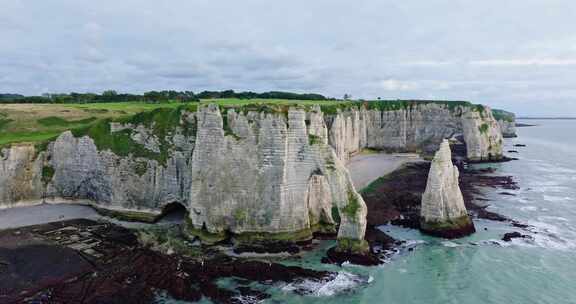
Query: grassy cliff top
491 109 515 122
0 99 482 147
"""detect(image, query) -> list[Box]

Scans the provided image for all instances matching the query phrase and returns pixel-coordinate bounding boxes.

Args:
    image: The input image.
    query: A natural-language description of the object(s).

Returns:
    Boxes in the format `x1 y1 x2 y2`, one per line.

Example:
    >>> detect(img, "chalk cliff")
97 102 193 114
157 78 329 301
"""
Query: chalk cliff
327 102 504 162
420 139 475 238
492 109 517 138
0 101 503 249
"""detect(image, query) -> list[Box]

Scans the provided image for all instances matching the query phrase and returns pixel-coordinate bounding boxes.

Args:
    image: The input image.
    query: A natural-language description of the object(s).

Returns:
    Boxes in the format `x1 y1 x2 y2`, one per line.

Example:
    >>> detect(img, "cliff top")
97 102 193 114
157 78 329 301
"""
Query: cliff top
0 99 494 148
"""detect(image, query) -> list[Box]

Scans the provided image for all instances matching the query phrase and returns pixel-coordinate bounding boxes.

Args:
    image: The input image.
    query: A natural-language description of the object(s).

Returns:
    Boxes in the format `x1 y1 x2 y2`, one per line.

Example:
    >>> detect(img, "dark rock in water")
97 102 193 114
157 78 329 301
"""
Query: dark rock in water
507 150 519 153
514 144 527 147
233 240 302 255
467 157 513 164
364 226 403 260
502 231 531 242
499 192 517 196
420 219 477 239
511 221 531 229
391 215 421 229
322 246 380 266
364 226 396 249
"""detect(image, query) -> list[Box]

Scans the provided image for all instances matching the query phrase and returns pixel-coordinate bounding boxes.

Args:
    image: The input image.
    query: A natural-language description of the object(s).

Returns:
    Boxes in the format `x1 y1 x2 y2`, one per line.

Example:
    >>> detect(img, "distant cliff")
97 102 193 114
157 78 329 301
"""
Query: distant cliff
0 101 504 250
492 109 517 138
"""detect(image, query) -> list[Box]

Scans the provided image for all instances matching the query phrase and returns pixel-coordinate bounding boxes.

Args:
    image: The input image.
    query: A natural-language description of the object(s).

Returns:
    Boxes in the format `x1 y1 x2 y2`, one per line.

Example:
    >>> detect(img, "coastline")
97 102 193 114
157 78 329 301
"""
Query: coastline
0 146 529 302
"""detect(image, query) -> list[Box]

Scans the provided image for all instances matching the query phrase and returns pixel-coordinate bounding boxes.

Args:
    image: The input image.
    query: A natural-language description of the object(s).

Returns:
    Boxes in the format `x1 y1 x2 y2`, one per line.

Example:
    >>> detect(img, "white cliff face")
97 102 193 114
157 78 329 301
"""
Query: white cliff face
0 102 500 244
498 120 517 138
461 106 504 161
420 140 474 237
327 103 504 163
0 145 43 208
45 131 194 215
492 109 517 138
188 105 366 242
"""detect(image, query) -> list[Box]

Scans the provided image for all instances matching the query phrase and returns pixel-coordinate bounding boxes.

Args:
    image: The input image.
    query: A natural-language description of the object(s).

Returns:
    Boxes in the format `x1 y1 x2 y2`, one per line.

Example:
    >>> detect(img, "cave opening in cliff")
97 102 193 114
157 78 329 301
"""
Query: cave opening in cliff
158 202 187 223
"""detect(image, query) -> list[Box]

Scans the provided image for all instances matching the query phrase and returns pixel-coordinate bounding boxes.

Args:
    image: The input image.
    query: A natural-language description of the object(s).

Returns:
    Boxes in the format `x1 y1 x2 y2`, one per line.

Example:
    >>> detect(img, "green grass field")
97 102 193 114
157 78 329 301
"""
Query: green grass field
0 99 350 147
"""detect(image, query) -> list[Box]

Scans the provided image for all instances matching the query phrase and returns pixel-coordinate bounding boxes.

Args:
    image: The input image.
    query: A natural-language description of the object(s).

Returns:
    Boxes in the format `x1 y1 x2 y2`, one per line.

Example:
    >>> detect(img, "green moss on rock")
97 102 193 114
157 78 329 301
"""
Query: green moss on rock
183 217 229 245
420 215 473 232
308 134 321 145
331 206 341 224
133 161 148 176
336 238 370 254
478 123 489 134
41 165 55 184
341 188 361 220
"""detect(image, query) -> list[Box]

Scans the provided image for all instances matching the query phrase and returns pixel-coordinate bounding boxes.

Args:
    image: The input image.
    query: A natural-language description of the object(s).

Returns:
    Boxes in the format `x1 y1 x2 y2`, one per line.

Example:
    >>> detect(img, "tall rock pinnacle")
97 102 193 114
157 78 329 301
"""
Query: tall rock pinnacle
420 139 475 238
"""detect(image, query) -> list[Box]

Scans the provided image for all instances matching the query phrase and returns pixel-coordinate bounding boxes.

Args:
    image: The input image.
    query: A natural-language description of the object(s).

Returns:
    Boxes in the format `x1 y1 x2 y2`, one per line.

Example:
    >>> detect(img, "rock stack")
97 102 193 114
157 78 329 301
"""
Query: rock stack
420 139 475 238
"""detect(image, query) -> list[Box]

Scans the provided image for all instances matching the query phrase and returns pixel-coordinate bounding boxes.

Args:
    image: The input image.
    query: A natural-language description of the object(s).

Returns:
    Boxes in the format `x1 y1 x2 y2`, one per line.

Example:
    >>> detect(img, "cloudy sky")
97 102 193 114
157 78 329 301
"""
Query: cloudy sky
1 0 576 116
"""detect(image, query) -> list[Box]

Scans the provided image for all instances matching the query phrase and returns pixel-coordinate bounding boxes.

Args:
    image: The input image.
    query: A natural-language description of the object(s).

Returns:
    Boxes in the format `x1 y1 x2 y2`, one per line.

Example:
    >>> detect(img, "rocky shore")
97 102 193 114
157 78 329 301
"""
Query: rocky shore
0 219 339 304
359 144 524 251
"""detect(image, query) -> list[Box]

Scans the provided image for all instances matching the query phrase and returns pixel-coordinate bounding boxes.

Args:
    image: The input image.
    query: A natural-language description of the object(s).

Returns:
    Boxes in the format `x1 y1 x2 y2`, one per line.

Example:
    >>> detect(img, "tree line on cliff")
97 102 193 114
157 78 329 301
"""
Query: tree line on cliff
0 90 331 104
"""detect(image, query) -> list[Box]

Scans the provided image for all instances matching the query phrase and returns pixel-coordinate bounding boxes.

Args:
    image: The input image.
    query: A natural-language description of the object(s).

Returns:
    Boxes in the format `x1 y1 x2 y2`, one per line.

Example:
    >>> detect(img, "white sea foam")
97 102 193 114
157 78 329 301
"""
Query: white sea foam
441 241 462 248
523 220 576 251
231 295 264 304
475 239 511 247
281 271 368 297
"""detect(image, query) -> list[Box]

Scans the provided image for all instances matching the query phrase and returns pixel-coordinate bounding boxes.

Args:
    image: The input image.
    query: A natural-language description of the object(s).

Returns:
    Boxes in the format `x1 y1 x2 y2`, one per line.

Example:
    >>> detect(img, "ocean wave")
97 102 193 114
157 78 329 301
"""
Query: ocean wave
524 220 576 251
472 239 511 247
441 240 462 248
543 195 573 203
281 271 369 297
518 206 538 211
232 295 264 304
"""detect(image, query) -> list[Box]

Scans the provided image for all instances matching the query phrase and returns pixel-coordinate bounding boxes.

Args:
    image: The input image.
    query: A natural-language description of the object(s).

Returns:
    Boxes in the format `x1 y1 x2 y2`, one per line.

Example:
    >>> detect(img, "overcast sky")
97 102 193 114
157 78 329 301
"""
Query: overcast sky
1 0 576 116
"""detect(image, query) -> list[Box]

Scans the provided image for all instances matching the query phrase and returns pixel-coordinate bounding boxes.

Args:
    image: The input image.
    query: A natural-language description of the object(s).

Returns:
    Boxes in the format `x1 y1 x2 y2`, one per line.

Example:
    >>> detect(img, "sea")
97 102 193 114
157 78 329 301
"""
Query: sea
159 120 576 304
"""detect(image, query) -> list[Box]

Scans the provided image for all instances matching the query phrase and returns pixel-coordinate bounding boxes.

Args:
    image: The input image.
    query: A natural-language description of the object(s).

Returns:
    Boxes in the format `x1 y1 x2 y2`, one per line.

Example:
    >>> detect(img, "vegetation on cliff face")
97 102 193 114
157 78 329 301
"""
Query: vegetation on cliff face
492 109 515 122
336 237 370 253
70 106 197 164
342 188 361 220
478 123 489 134
41 165 55 184
308 134 322 145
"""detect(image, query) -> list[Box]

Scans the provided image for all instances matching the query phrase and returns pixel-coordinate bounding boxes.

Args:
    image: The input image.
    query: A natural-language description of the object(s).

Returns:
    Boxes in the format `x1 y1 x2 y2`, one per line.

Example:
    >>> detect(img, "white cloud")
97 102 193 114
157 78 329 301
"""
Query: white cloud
380 79 418 91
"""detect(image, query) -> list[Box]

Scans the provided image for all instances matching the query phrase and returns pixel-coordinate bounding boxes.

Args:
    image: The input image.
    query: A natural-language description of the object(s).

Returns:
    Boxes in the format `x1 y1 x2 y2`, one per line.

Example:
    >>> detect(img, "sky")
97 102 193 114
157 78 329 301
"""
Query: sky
1 0 576 116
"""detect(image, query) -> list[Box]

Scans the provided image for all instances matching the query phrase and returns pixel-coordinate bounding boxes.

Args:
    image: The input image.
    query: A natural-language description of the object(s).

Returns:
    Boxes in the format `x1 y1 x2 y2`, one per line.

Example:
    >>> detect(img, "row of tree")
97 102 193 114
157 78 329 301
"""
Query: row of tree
0 90 331 104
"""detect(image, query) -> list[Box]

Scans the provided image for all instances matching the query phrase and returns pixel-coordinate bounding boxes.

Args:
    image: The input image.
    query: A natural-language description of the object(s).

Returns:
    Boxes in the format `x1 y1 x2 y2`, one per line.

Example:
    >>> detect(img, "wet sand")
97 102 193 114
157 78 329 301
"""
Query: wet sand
347 152 422 190
0 203 185 230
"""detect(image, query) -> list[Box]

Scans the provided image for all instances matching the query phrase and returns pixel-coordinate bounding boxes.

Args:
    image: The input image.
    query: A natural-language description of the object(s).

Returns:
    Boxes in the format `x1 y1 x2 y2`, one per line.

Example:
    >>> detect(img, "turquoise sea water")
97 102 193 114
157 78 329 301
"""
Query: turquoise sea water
162 120 576 304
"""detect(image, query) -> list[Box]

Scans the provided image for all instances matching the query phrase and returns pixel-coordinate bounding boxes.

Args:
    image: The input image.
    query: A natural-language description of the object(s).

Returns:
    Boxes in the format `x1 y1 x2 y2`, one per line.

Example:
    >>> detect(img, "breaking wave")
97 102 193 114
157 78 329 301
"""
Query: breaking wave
281 271 369 297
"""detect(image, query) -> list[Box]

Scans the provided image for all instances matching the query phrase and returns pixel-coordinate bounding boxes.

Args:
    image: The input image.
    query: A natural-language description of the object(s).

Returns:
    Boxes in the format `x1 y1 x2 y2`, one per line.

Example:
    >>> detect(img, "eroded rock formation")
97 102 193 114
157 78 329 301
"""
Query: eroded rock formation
420 139 475 238
0 101 502 248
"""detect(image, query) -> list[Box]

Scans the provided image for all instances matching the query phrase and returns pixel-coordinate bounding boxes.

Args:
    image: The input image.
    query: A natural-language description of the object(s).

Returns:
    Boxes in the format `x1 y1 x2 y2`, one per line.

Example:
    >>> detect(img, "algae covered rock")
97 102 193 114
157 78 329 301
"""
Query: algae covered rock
420 139 475 238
